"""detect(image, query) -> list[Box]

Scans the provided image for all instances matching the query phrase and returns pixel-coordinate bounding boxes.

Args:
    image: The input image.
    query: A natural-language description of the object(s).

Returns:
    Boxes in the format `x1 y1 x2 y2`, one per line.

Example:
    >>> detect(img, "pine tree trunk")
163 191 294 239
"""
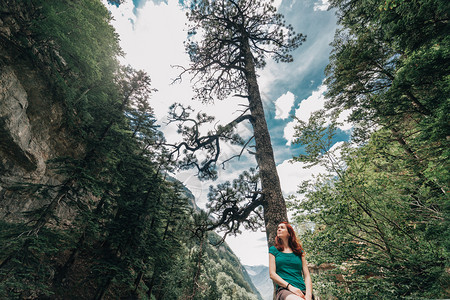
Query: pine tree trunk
134 271 144 292
188 236 204 300
242 37 288 246
145 273 157 297
155 284 166 300
53 232 85 286
93 277 113 300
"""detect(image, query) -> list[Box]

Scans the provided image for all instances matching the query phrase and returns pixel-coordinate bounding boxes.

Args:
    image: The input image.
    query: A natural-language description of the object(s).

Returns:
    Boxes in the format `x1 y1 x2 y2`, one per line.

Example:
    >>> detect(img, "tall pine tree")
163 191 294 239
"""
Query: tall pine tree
172 0 305 247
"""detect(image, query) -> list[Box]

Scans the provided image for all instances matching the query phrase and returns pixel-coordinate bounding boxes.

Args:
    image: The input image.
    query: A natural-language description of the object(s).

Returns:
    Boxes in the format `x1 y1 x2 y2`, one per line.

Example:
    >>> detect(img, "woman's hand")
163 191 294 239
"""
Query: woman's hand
288 285 305 299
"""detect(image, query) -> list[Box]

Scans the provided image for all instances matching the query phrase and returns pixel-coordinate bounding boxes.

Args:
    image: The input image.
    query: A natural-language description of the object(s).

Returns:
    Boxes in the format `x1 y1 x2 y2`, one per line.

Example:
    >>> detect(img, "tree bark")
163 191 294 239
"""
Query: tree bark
242 36 288 246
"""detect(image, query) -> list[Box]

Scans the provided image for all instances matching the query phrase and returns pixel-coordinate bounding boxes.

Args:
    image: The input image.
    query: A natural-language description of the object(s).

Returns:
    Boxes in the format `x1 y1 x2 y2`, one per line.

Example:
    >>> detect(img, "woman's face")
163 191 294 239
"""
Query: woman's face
277 223 289 239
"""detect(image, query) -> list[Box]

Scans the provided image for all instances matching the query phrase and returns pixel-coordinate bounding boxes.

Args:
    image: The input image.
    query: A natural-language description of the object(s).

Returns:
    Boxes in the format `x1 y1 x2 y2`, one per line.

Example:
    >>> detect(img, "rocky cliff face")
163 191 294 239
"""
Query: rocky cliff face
0 20 82 222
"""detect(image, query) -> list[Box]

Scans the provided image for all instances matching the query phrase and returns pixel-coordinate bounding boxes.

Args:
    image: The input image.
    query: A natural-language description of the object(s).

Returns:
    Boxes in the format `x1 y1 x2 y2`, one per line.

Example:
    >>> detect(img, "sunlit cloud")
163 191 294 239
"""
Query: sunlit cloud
336 109 353 131
225 230 268 266
274 91 295 119
277 159 327 197
106 0 191 118
106 0 252 144
314 0 330 11
283 84 326 145
283 122 296 146
296 84 327 122
273 0 283 9
283 84 352 145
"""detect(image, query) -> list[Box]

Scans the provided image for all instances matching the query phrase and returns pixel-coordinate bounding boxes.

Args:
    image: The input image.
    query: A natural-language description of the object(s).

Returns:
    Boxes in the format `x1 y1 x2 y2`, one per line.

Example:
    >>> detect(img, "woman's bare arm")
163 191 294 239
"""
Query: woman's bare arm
301 255 313 300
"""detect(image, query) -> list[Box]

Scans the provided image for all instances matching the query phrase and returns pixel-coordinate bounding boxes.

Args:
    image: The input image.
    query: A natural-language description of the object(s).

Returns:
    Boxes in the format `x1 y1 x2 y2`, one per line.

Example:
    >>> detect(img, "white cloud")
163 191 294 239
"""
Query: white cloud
314 0 330 11
283 84 326 145
106 0 192 119
283 84 352 145
106 0 252 142
272 0 283 10
258 6 337 98
277 159 327 197
295 84 327 123
274 91 295 119
283 122 297 146
336 109 353 131
259 38 331 106
328 140 345 158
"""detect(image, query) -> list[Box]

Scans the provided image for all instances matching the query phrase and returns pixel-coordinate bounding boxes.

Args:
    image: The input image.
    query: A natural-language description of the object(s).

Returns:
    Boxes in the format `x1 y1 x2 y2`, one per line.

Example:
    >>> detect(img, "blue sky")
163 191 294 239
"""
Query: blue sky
105 0 350 266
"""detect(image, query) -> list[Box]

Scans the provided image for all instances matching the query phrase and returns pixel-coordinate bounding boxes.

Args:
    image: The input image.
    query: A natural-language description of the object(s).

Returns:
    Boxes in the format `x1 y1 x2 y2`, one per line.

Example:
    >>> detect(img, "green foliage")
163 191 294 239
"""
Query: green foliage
291 0 450 299
289 1 449 297
291 128 448 298
182 231 259 300
326 0 449 145
0 222 73 298
378 0 404 11
31 0 120 83
16 0 123 140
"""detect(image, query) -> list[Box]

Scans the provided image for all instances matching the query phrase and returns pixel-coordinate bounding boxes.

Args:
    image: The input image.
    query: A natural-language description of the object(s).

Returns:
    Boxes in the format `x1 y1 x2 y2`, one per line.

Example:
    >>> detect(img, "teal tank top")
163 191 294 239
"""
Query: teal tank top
269 245 306 291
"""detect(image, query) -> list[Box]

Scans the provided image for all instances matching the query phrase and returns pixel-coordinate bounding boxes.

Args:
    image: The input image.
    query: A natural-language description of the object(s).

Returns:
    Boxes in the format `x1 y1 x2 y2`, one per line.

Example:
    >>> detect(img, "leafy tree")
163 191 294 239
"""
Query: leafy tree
172 0 306 246
290 124 448 298
288 0 449 295
325 0 449 152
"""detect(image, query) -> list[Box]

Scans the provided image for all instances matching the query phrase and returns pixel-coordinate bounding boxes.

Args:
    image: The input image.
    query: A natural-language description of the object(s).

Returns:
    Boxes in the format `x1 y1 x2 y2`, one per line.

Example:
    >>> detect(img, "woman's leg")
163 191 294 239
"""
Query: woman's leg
276 288 304 300
285 295 304 300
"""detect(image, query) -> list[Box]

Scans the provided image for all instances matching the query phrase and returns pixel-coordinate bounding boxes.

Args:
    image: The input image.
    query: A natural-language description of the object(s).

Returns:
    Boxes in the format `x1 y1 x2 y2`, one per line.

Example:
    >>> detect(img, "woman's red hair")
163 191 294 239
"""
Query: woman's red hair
275 222 304 256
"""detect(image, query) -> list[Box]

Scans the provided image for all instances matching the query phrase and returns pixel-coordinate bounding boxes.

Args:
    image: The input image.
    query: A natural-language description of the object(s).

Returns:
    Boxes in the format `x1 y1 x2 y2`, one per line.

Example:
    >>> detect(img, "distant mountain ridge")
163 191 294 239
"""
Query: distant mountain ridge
244 265 273 300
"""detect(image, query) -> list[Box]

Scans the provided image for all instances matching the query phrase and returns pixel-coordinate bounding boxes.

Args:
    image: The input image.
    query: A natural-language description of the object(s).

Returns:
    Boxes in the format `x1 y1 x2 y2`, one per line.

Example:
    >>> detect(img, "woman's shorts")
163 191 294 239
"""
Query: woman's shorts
276 287 315 300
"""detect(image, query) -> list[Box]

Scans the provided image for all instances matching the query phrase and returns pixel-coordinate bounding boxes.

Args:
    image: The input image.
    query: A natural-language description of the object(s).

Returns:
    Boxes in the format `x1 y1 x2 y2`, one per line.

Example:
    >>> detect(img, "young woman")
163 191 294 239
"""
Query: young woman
269 222 314 300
